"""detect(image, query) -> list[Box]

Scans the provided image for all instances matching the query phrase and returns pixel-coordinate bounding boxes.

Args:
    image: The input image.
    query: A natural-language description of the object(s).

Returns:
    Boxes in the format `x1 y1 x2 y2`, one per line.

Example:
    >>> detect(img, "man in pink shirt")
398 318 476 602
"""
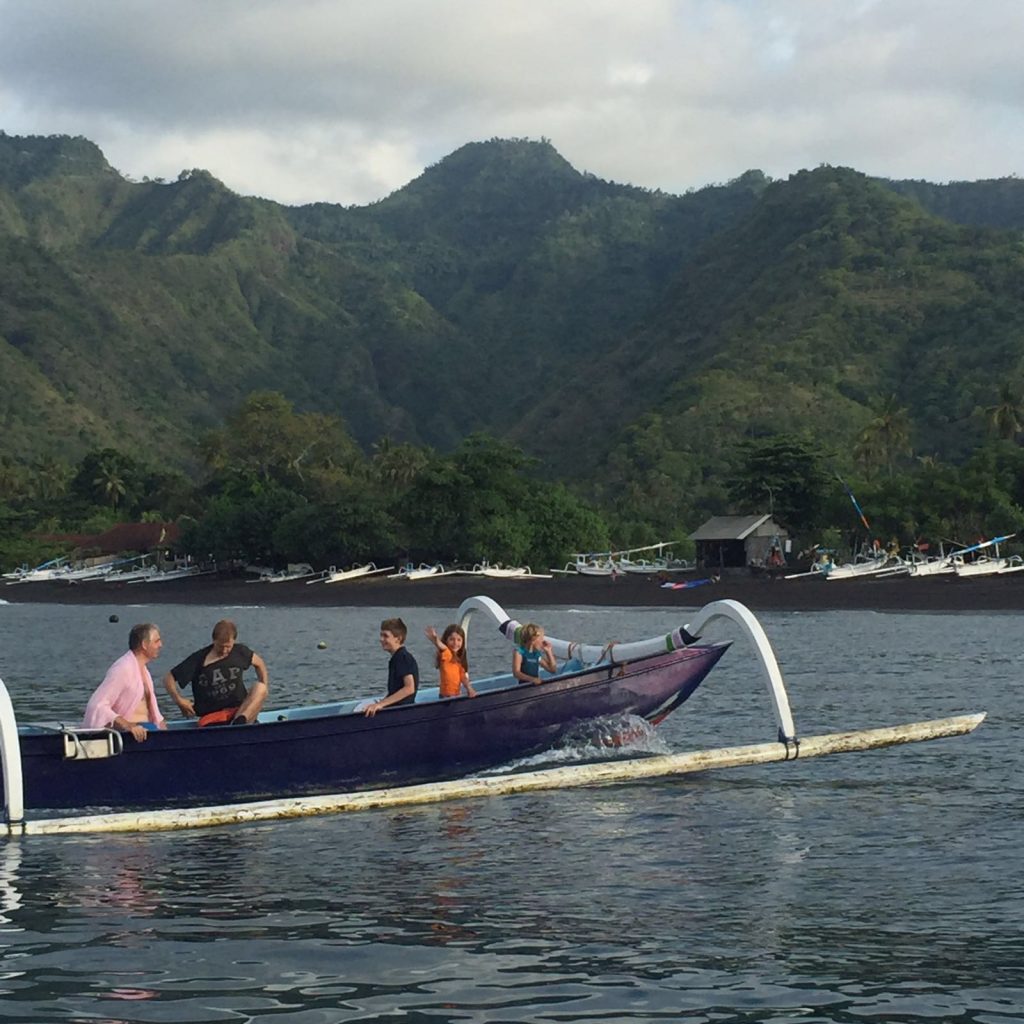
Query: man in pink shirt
83 623 167 742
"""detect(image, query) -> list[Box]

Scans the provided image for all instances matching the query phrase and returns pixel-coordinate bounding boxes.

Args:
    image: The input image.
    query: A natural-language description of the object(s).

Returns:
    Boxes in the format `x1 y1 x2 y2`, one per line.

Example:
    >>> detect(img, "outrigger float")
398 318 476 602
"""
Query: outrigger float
1 596 984 836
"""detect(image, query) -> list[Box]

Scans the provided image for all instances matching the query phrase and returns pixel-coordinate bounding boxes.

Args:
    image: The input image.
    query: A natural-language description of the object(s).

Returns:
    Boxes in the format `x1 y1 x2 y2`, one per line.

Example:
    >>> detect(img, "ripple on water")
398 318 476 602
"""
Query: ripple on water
0 604 1019 1022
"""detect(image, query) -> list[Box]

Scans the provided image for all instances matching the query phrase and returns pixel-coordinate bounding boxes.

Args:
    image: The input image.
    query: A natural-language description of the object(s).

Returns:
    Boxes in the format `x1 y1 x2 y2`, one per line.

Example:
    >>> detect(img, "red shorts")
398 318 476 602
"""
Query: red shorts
197 706 241 728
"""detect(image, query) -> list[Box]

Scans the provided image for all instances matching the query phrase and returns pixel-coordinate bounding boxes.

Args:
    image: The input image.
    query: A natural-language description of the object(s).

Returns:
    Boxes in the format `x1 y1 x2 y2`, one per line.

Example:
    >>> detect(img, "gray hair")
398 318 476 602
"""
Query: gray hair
128 623 158 651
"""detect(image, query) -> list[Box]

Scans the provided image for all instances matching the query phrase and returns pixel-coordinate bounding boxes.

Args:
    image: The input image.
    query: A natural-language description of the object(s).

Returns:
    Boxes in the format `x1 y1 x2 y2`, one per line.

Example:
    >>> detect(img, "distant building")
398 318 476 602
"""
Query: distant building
689 514 789 570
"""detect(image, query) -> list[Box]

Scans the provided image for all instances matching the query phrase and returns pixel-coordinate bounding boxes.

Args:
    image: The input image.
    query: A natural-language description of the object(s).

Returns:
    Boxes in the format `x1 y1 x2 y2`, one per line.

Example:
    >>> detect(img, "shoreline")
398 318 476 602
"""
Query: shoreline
2 569 1022 613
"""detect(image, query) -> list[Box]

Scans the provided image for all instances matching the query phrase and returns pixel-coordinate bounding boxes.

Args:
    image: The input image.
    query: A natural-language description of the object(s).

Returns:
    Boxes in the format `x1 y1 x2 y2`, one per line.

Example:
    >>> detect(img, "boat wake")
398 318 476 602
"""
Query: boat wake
479 714 671 777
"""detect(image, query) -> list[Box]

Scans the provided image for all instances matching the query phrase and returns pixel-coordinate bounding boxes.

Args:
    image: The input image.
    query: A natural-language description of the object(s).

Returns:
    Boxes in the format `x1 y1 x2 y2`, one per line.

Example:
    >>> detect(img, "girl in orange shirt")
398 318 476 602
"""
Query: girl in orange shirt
424 624 477 699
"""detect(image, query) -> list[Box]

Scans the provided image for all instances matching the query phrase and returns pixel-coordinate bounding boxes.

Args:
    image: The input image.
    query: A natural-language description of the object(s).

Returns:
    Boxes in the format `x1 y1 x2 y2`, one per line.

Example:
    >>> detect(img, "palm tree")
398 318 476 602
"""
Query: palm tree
373 438 428 490
32 455 70 503
93 462 127 511
985 383 1024 441
854 396 912 479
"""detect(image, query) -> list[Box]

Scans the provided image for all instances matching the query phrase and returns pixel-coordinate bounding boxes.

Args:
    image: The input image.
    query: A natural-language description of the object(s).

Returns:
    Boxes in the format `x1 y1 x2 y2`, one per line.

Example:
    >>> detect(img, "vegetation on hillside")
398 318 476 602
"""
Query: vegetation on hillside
0 392 611 572
2 132 1024 568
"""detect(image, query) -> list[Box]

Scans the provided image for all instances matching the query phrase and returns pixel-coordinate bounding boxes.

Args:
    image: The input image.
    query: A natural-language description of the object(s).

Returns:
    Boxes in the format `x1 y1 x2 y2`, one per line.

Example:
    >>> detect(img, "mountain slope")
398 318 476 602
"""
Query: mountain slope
285 142 769 426
520 166 1024 477
2 132 1024 490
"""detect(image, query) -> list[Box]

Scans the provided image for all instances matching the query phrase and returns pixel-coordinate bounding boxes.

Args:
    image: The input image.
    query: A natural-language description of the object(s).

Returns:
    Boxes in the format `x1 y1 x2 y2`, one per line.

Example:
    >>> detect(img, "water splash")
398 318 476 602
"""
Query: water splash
480 713 671 776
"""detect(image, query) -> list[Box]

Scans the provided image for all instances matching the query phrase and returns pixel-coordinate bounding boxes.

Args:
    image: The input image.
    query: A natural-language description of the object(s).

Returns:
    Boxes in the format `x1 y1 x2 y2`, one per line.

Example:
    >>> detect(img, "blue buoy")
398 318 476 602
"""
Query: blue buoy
109 614 119 623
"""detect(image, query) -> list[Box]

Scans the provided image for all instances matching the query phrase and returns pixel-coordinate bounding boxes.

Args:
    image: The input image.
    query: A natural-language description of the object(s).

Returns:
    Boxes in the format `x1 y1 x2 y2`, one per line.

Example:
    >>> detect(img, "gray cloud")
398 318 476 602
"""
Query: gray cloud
0 0 1020 205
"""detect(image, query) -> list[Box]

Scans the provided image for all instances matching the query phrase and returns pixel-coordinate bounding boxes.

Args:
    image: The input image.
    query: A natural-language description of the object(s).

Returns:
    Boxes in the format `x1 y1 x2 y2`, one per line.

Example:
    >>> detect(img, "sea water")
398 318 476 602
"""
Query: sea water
0 599 1019 1023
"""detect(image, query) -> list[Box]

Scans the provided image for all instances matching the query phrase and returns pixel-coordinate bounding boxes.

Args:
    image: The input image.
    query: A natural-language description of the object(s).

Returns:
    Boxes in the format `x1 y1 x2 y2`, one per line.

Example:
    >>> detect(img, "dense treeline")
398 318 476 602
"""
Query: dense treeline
0 392 611 572
3 389 1024 574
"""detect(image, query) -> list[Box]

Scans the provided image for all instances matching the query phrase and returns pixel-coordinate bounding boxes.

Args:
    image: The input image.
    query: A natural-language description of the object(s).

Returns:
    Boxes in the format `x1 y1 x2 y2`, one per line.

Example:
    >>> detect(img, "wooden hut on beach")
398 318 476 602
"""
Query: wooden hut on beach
690 514 789 571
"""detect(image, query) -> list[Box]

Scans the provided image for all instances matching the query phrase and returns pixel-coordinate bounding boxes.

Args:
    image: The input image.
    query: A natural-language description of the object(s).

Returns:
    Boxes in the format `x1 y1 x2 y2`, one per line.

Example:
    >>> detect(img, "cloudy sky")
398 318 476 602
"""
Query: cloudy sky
1 1 1020 207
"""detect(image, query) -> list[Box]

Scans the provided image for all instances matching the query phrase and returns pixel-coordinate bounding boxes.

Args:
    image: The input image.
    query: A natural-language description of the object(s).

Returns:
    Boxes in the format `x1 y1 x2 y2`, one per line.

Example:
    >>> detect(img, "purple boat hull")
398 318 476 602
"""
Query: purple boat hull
8 643 730 812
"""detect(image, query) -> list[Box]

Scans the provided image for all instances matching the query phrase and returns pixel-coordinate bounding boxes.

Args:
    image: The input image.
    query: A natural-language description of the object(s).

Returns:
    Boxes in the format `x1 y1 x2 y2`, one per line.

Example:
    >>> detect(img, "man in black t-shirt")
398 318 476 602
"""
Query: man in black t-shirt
164 619 270 726
363 617 419 717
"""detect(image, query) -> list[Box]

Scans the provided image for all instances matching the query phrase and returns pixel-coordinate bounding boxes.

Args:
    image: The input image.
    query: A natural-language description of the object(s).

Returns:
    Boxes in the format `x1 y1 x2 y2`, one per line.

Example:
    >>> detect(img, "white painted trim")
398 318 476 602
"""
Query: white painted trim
0 680 24 828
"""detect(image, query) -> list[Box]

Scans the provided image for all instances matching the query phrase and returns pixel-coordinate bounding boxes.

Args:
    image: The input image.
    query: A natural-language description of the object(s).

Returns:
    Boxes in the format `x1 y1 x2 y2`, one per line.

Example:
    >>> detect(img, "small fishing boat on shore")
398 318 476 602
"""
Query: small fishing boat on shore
55 561 120 583
554 542 690 577
247 563 317 584
4 558 69 584
907 534 1020 579
387 562 447 580
307 563 395 585
103 564 160 584
950 534 1022 577
906 553 955 577
471 562 553 580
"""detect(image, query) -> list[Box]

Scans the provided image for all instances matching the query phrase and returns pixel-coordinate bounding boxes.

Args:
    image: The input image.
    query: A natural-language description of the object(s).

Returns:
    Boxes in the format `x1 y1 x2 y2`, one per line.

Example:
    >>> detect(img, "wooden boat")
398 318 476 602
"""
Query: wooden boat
472 562 553 580
308 563 395 585
950 534 1022 577
0 596 735 815
573 558 618 576
387 562 445 580
55 561 121 583
907 554 956 577
137 565 215 584
4 557 69 584
822 553 894 580
555 543 691 577
618 557 664 574
247 562 316 584
0 596 986 836
953 556 1024 577
102 565 161 584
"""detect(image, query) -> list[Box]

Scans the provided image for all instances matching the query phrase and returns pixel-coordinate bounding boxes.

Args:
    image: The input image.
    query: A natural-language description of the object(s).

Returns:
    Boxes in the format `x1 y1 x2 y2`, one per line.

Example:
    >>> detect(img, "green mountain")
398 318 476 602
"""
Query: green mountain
285 140 769 430
1 131 1022 504
522 166 1024 478
883 175 1024 230
0 136 480 459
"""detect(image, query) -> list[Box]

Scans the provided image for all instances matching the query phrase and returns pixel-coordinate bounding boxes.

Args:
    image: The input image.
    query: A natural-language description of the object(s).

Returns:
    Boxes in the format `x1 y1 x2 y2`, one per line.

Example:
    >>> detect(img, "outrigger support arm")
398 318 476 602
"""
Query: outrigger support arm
0 679 25 830
456 595 798 745
458 594 701 663
683 599 797 745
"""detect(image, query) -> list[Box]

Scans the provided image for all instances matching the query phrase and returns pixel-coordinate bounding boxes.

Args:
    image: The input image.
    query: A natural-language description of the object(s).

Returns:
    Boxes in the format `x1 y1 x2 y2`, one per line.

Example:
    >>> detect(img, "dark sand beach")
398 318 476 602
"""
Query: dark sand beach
3 568 1023 613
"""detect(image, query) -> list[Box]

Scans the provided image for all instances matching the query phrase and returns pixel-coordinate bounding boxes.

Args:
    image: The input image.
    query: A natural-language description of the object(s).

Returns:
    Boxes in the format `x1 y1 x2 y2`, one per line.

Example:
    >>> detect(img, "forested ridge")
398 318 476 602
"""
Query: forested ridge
2 130 1024 570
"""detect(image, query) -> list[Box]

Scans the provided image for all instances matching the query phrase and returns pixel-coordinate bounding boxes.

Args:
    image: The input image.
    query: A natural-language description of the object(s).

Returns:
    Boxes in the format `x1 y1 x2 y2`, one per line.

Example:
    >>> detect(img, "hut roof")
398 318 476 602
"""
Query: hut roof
689 514 779 541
